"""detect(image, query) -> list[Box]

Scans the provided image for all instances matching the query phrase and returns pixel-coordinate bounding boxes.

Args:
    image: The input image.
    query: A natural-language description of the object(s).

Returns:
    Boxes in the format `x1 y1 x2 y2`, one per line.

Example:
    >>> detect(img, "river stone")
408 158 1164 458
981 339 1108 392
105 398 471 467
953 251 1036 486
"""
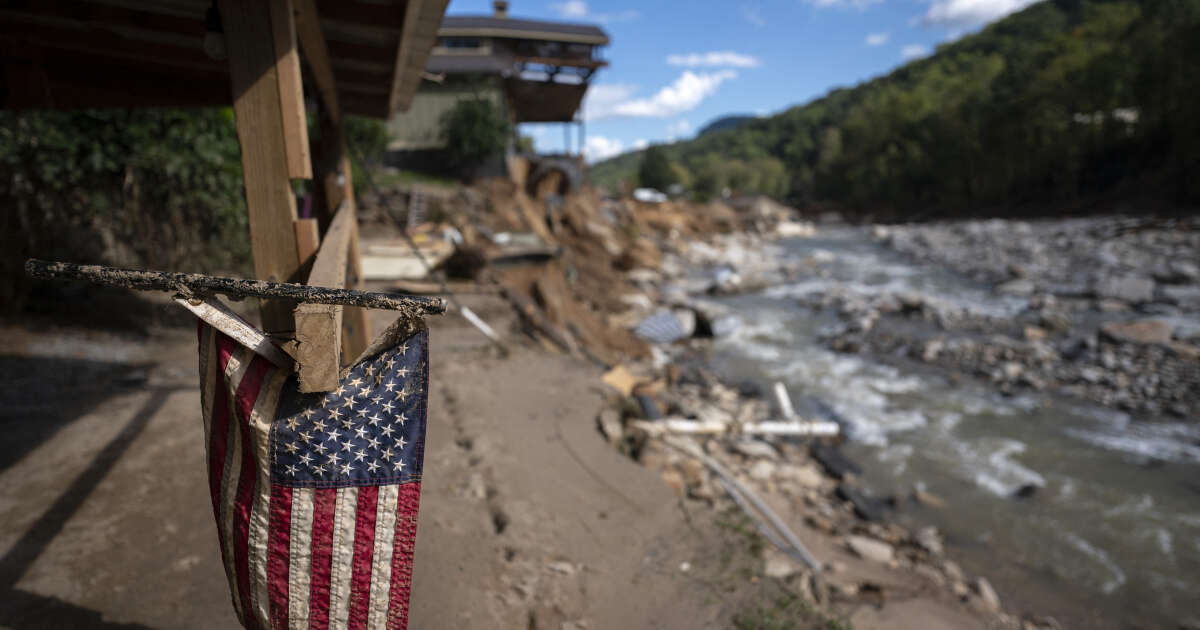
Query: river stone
733 439 779 460
972 576 1002 611
776 463 824 488
1094 274 1156 304
846 535 894 564
1099 319 1173 345
996 278 1036 296
763 547 801 579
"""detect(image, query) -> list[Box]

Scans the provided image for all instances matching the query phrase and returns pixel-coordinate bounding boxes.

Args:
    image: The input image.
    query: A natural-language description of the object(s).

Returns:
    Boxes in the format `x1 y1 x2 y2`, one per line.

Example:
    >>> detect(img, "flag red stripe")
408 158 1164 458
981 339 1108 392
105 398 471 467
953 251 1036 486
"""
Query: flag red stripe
347 486 379 630
207 339 236 548
386 482 422 630
267 485 293 630
309 488 338 630
232 359 270 630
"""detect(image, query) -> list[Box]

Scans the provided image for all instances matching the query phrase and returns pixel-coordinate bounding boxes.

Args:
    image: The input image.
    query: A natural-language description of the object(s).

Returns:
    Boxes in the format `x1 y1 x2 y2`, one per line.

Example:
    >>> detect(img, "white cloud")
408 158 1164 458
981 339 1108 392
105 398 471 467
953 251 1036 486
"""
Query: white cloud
633 139 649 150
741 4 766 26
901 44 930 59
585 70 738 120
666 51 762 68
922 0 1038 28
802 0 883 9
865 32 890 46
666 119 692 140
584 136 625 162
549 1 639 23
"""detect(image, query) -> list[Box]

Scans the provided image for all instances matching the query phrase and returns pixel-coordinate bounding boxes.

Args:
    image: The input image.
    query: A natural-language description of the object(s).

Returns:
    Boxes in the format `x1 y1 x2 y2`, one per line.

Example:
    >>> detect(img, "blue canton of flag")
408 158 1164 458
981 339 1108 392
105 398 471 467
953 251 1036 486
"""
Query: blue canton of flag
271 333 428 487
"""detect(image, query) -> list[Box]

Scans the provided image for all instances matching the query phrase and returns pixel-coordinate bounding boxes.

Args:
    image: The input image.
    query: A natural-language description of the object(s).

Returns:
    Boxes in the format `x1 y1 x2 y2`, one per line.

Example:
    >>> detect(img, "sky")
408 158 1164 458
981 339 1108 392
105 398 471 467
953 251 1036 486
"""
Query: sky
444 0 1042 162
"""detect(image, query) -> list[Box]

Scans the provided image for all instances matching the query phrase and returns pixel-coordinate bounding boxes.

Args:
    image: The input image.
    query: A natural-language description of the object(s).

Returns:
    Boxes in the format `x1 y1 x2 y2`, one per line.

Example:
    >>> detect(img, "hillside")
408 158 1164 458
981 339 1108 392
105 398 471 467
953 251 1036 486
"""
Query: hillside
591 0 1200 215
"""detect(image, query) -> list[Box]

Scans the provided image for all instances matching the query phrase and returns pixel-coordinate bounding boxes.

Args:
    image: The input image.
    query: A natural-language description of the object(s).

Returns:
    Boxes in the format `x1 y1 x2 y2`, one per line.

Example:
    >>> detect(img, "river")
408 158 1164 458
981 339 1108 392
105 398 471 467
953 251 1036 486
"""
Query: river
703 227 1200 629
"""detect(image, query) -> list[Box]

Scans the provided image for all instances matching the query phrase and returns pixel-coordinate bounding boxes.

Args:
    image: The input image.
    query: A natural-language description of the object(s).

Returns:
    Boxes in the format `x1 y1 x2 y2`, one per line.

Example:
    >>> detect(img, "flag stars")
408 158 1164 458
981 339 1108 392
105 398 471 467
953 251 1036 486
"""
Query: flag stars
328 408 342 420
341 440 354 453
380 447 395 461
286 417 300 431
397 367 410 378
299 453 313 466
327 452 341 466
349 377 363 387
382 401 395 413
342 398 356 409
371 396 383 405
354 426 369 439
356 407 369 417
286 464 299 477
367 436 380 450
394 387 410 401
354 449 368 462
285 442 299 454
384 380 396 392
396 412 408 426
302 408 316 419
299 431 312 444
340 462 354 476
326 428 341 442
380 425 394 438
368 413 383 427
358 387 372 398
365 364 376 376
313 441 328 455
313 418 328 432
395 436 407 450
392 459 405 472
366 460 380 474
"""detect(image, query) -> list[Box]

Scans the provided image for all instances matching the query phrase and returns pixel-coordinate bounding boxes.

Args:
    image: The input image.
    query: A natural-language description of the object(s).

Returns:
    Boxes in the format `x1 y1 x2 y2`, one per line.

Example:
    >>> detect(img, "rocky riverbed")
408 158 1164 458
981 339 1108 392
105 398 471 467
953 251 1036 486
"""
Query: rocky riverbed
597 210 1200 630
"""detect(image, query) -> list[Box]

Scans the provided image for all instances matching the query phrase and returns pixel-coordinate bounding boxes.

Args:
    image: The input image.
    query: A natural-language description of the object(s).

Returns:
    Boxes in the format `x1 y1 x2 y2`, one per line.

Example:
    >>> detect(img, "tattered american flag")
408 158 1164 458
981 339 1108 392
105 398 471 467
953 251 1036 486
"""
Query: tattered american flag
197 320 429 630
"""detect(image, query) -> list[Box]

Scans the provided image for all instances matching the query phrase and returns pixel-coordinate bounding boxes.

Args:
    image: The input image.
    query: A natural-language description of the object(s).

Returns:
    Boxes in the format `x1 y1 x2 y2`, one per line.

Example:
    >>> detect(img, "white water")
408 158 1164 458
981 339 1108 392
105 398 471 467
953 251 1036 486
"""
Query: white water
705 228 1200 629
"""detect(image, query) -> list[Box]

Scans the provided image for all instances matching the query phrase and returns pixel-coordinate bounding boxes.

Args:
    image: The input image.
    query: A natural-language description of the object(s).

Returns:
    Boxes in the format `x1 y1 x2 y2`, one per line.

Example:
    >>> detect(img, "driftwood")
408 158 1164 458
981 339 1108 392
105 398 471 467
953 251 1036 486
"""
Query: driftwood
629 418 839 437
25 259 445 315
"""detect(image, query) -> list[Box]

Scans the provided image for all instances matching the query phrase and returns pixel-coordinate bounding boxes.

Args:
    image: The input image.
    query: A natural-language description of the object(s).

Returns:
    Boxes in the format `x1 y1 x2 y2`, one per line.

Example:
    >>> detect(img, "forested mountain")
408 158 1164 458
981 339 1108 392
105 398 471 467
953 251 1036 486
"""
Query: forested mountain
591 0 1200 214
697 115 757 136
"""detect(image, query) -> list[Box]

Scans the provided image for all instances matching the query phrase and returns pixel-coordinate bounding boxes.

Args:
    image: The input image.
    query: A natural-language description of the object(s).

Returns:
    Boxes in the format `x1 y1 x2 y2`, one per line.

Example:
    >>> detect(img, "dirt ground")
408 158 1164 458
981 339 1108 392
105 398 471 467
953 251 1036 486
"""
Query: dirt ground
0 288 1006 630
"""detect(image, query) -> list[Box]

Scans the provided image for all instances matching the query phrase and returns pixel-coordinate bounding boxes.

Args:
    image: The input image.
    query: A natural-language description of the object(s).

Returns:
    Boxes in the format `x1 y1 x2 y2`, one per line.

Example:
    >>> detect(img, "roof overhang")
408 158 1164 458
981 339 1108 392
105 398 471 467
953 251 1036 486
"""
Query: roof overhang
0 0 449 118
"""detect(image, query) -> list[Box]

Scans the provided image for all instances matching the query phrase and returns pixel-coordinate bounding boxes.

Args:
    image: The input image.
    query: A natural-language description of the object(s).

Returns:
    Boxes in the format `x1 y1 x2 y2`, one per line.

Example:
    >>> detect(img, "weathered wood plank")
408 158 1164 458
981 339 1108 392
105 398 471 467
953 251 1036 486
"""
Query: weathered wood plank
268 0 312 180
388 0 450 115
219 0 303 333
294 0 340 123
295 203 352 392
341 213 370 362
176 297 295 370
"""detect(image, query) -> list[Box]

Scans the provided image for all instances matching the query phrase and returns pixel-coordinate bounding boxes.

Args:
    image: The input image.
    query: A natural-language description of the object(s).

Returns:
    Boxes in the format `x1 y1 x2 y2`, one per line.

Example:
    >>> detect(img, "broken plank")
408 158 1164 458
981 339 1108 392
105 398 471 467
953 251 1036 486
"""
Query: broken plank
295 202 352 392
176 297 295 370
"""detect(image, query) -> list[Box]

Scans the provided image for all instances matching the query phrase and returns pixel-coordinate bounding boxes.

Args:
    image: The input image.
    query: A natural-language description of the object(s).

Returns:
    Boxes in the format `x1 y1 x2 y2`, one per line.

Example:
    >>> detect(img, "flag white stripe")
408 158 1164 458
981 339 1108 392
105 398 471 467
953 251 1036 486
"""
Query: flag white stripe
366 485 399 630
246 368 287 626
218 347 254 619
328 487 359 630
198 325 217 445
288 487 315 627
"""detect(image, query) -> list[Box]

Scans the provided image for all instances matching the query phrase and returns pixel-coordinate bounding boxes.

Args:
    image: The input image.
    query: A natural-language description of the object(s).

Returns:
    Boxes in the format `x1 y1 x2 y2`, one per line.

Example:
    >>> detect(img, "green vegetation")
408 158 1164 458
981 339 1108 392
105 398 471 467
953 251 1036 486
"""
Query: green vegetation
636 145 678 191
439 98 511 172
593 0 1200 214
1 108 249 309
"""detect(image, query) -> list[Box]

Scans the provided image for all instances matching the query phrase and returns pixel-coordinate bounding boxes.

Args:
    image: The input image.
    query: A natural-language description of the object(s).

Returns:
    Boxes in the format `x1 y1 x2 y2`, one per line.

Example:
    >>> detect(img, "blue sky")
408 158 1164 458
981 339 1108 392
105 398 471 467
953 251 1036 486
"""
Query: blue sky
444 0 1040 161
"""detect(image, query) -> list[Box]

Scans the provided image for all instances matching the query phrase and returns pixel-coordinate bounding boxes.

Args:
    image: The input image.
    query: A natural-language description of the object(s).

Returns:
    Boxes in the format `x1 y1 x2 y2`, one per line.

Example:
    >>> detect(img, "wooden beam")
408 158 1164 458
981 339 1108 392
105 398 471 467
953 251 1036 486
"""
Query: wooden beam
219 0 303 333
295 202 353 392
341 209 369 363
268 0 312 179
388 0 450 115
295 217 320 278
294 0 340 123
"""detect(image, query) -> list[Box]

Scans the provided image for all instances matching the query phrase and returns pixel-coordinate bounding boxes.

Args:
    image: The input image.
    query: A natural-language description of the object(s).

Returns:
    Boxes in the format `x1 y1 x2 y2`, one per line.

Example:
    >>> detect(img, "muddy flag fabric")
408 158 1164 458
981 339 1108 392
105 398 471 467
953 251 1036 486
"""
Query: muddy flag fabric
197 320 429 630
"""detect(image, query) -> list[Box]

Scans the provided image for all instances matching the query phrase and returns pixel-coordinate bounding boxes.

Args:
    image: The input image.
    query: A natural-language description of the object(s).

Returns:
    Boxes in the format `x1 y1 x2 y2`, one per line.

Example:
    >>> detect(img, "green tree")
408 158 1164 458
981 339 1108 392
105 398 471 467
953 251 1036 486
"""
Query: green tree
636 145 675 191
439 98 511 172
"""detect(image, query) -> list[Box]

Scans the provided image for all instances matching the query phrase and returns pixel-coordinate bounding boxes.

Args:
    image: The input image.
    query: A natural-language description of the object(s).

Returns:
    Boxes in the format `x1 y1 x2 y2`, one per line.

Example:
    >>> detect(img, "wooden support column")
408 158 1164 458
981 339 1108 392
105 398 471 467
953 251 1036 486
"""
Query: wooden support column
295 202 352 391
220 0 310 333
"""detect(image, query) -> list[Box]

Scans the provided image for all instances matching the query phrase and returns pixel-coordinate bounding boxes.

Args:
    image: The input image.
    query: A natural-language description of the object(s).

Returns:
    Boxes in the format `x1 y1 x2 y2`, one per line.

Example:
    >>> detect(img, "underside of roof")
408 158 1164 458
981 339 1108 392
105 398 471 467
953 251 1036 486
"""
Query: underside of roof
503 77 587 123
438 15 609 45
0 0 448 118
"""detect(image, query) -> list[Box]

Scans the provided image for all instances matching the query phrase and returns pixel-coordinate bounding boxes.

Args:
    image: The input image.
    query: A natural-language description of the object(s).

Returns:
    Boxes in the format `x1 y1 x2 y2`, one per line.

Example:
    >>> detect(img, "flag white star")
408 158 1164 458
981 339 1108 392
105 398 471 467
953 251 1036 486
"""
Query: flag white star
313 463 327 475
384 380 396 392
356 407 369 417
368 413 383 426
302 408 316 419
326 428 341 442
335 384 346 396
313 418 327 431
299 453 313 466
313 441 328 454
396 412 408 425
381 401 395 413
285 442 299 454
399 343 408 354
367 436 380 450
397 367 410 378
367 460 380 473
365 364 376 376
385 357 396 369
342 398 356 408
392 459 405 472
327 452 341 466
380 447 395 461
286 417 300 430
380 425 394 438
371 396 383 405
341 440 354 452
286 464 299 476
395 388 410 401
354 426 368 439
358 387 371 398
328 408 342 420
340 462 354 476
354 449 368 462
349 377 363 387
299 431 312 443
341 417 355 429
395 436 407 450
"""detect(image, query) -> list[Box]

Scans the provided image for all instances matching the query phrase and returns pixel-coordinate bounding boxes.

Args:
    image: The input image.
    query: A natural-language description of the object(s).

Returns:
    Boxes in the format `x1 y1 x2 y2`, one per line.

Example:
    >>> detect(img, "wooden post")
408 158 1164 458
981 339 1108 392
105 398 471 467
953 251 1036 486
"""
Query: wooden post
219 0 308 333
268 0 312 179
295 203 352 391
